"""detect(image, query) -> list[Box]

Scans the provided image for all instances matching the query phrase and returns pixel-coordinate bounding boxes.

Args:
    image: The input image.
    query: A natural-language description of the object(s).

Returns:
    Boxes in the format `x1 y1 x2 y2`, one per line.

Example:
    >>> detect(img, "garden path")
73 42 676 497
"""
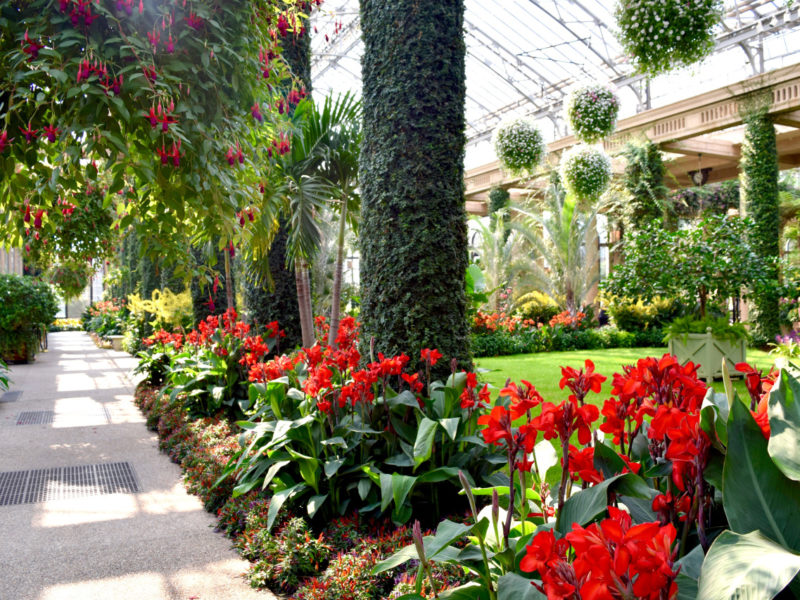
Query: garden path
0 331 275 600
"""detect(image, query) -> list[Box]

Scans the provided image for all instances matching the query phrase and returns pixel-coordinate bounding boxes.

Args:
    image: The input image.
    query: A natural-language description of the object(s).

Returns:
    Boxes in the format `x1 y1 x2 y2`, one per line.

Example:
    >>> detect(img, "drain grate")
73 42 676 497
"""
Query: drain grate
0 391 22 403
0 462 140 506
16 411 55 425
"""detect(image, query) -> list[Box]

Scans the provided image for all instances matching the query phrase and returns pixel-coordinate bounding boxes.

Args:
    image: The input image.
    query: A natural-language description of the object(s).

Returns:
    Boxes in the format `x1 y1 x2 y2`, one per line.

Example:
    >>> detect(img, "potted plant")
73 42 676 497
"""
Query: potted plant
603 214 771 380
0 274 59 363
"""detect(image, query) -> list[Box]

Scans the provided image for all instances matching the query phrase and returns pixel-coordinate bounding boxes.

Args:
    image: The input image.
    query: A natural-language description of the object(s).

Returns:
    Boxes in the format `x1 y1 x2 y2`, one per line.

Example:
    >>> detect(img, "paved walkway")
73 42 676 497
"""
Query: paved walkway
0 331 275 600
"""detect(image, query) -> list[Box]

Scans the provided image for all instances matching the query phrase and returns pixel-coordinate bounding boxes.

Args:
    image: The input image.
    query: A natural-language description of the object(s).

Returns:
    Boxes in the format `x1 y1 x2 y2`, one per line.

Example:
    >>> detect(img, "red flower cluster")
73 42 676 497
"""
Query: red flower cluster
549 310 586 329
460 372 490 411
143 329 183 349
59 0 98 28
522 507 679 600
473 311 541 334
600 355 706 449
144 101 177 132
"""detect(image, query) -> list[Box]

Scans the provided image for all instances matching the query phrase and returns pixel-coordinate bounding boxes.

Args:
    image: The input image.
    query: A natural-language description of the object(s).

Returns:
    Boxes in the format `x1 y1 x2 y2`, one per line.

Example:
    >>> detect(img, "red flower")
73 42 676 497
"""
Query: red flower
420 348 442 366
477 405 513 446
752 394 770 439
560 359 606 402
251 102 263 122
500 379 543 418
43 124 60 143
0 130 13 152
21 30 43 61
567 445 603 485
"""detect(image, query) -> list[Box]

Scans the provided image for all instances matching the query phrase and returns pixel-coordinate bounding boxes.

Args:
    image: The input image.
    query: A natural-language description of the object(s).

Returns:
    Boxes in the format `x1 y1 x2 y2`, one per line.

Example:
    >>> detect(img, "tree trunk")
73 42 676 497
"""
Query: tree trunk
295 257 315 347
328 198 348 347
359 0 471 378
224 249 234 311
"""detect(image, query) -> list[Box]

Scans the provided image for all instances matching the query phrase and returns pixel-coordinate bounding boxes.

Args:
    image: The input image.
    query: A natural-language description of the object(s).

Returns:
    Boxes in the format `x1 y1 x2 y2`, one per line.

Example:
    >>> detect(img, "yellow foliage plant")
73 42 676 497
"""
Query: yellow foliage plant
127 288 193 331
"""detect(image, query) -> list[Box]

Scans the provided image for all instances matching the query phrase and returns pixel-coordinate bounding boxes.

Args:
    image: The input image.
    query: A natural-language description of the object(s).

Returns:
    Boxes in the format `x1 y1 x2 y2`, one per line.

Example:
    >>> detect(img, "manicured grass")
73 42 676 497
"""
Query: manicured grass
476 347 777 404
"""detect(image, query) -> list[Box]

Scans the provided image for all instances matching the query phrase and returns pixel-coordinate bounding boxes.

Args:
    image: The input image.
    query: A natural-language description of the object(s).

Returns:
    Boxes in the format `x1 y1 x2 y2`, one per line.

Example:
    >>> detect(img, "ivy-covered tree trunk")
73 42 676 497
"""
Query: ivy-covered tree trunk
243 28 310 348
359 0 471 375
741 112 780 342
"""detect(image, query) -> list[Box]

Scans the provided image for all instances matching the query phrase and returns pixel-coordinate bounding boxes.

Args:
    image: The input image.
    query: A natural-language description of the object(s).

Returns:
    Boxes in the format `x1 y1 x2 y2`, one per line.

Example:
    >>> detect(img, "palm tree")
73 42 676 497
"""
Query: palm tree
252 93 361 347
511 181 600 315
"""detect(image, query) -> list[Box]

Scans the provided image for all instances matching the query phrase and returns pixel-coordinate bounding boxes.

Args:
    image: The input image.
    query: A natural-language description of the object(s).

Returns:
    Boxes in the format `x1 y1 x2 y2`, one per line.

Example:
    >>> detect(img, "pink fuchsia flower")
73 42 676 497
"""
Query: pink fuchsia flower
22 30 44 61
43 124 60 143
0 130 13 152
251 102 263 122
19 124 38 143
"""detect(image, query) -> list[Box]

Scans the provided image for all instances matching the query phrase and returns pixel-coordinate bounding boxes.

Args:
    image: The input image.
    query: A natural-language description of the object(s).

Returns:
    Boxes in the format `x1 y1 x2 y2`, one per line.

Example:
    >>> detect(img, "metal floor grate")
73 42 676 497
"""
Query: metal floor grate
0 462 140 506
0 391 22 403
16 411 55 425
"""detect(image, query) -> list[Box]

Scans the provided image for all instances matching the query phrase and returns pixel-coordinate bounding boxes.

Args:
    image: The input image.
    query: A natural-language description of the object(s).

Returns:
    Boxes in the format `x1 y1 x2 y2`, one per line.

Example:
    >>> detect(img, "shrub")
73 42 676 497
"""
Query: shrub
245 517 331 592
0 273 59 362
515 291 560 324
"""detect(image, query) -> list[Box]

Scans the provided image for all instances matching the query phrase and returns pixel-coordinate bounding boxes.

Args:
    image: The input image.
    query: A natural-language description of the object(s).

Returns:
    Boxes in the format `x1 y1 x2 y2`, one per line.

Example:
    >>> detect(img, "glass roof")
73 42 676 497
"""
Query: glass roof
309 1 800 167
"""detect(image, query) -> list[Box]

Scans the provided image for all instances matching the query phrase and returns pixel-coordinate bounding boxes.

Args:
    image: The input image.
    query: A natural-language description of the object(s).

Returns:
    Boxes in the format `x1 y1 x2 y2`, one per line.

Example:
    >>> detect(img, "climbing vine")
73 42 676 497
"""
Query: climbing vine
359 0 471 374
741 111 780 342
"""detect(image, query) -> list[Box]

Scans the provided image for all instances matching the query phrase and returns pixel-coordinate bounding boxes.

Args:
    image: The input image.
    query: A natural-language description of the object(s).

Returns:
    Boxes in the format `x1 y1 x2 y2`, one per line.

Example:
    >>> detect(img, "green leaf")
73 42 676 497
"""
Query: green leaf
556 473 653 534
372 543 418 574
266 483 305 531
497 572 545 600
111 96 130 123
416 466 461 484
380 472 393 511
723 399 800 551
358 478 372 501
438 583 489 599
307 494 327 518
388 390 422 409
413 417 438 469
392 473 417 512
103 131 127 155
768 371 800 481
324 458 344 478
426 519 472 559
697 530 800 600
675 544 704 600
261 460 291 490
439 417 461 441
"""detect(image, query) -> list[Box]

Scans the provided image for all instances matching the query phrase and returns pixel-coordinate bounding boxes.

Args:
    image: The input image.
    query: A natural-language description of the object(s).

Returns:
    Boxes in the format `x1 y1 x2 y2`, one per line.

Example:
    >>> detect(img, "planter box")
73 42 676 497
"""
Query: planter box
668 329 746 383
107 335 125 352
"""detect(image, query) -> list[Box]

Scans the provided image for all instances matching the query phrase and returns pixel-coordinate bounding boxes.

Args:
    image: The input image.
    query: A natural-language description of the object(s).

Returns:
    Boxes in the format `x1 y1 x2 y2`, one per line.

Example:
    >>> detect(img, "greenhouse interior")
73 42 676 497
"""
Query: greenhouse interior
2 1 800 598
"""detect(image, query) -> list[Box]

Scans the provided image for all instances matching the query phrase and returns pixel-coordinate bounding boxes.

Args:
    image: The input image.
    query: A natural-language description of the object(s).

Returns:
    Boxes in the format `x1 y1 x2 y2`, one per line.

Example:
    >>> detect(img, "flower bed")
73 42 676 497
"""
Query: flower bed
471 310 661 357
134 308 800 599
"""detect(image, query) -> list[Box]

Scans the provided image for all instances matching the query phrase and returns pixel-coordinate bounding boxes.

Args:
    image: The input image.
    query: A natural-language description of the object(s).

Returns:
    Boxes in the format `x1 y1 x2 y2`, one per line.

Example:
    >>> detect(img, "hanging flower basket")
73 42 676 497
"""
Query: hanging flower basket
493 118 546 176
566 85 620 143
615 0 723 76
560 145 612 200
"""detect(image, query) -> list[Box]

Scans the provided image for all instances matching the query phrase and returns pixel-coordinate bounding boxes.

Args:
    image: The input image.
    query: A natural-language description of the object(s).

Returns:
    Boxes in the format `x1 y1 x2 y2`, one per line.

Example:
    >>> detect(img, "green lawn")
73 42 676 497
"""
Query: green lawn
476 347 776 404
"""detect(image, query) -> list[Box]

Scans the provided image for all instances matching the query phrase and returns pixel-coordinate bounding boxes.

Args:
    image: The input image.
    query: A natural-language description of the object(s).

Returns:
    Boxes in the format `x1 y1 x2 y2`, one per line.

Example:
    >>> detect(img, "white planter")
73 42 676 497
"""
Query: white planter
107 335 125 352
668 328 746 384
